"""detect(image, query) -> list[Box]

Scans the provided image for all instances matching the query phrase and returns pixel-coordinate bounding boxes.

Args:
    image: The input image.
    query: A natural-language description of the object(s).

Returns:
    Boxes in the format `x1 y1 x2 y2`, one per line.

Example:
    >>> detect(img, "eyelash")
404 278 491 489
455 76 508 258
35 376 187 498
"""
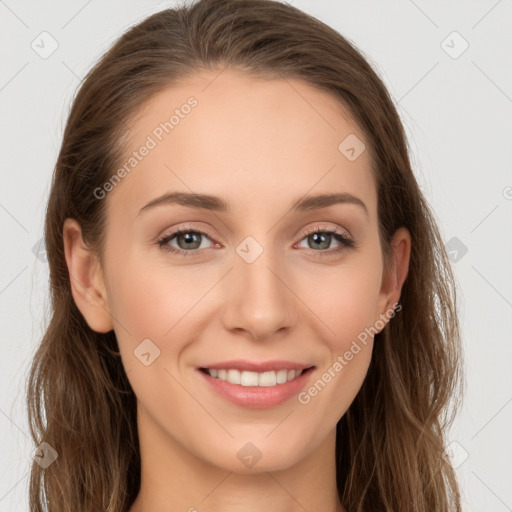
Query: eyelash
156 226 355 257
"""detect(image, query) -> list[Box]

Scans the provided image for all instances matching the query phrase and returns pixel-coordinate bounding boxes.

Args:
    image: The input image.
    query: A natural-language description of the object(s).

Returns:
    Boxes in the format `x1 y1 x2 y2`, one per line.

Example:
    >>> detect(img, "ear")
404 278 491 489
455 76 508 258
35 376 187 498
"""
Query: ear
374 226 411 331
62 218 114 333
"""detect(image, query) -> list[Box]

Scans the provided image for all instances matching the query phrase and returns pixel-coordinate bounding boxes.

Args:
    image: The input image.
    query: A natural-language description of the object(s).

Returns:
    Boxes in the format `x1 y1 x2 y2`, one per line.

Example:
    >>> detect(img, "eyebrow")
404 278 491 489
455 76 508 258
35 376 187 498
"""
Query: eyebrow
137 191 368 217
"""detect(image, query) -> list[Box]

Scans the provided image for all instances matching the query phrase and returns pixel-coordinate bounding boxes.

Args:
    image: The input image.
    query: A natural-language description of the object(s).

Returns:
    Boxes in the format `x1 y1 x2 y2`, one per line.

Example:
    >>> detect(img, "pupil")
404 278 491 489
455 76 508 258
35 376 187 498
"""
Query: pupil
311 233 329 250
179 232 201 249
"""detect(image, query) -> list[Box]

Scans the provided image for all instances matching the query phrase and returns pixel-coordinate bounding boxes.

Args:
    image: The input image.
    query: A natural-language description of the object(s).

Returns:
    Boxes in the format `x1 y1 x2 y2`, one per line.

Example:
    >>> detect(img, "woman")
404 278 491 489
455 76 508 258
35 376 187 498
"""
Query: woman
26 0 464 510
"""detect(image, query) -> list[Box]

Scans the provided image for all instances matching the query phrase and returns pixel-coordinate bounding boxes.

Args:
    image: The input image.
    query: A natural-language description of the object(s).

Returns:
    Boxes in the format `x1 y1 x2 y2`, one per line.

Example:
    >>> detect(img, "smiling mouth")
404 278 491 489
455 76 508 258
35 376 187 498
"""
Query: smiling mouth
198 366 315 387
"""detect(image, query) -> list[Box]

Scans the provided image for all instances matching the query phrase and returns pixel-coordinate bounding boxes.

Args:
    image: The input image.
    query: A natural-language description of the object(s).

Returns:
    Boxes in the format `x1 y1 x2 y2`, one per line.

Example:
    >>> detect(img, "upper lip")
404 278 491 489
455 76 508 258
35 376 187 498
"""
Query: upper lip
199 360 315 373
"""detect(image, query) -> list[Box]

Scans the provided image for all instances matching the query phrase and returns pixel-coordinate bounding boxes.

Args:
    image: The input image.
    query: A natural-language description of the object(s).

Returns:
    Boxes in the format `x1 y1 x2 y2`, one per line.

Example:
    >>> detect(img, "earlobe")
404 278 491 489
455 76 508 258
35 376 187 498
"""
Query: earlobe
62 218 114 333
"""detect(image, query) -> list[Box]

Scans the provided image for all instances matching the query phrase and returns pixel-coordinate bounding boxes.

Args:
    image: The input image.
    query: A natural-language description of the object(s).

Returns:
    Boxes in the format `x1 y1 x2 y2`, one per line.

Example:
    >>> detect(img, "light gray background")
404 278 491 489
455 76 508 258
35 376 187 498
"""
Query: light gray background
1 0 511 510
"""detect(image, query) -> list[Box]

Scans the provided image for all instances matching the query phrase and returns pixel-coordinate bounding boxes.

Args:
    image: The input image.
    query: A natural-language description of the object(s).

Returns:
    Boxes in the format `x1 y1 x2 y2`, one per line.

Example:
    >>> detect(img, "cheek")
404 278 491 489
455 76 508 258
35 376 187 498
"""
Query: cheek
295 264 379 427
106 256 199 413
105 249 228 398
296 254 383 347
292 250 382 412
107 250 201 339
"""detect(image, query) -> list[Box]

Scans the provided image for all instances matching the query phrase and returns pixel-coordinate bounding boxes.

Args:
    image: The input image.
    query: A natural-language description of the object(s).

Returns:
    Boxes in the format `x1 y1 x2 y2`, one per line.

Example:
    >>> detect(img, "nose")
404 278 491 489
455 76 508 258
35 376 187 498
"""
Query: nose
220 247 298 341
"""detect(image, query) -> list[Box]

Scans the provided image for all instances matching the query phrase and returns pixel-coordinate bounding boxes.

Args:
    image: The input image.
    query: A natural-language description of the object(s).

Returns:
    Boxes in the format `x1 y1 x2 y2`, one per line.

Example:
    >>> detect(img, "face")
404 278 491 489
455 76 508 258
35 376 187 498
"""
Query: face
67 67 409 475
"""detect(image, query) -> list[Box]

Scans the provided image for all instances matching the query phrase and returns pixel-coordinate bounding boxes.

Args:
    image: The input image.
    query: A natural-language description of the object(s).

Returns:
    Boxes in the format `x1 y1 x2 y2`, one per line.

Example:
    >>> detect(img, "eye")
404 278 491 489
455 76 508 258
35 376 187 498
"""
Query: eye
296 227 355 256
156 228 215 256
156 226 356 257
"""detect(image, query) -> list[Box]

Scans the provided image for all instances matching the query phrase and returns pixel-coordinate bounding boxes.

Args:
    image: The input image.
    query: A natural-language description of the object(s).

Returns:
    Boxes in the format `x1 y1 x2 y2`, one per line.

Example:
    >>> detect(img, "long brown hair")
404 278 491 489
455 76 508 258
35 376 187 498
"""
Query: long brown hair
26 0 464 510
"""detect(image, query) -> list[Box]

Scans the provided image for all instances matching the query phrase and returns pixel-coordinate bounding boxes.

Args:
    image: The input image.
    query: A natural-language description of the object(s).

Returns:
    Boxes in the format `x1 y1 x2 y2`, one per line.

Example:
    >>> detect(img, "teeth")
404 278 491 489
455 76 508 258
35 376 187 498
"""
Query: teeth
241 371 258 386
276 369 288 384
206 368 305 386
227 369 240 384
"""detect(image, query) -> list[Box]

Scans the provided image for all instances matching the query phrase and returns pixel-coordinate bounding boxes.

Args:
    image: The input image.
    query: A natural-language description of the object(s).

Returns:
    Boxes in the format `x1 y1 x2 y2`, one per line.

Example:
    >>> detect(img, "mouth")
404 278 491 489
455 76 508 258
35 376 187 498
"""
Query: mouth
198 366 315 386
196 365 316 409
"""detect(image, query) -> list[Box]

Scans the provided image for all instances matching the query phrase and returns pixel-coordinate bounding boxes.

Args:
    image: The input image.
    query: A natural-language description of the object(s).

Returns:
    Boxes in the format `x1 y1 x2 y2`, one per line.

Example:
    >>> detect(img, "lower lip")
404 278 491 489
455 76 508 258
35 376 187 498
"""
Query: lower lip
196 367 315 409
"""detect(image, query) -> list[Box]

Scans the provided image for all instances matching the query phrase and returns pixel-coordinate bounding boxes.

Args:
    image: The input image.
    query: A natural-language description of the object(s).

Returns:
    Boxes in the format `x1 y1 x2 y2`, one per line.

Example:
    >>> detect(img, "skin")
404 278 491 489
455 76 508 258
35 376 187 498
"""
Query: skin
63 68 411 512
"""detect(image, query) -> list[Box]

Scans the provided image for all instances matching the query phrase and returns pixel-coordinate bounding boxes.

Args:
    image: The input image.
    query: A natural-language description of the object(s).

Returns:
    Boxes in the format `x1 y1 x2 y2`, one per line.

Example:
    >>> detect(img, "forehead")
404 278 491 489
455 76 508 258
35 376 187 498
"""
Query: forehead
109 68 376 219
